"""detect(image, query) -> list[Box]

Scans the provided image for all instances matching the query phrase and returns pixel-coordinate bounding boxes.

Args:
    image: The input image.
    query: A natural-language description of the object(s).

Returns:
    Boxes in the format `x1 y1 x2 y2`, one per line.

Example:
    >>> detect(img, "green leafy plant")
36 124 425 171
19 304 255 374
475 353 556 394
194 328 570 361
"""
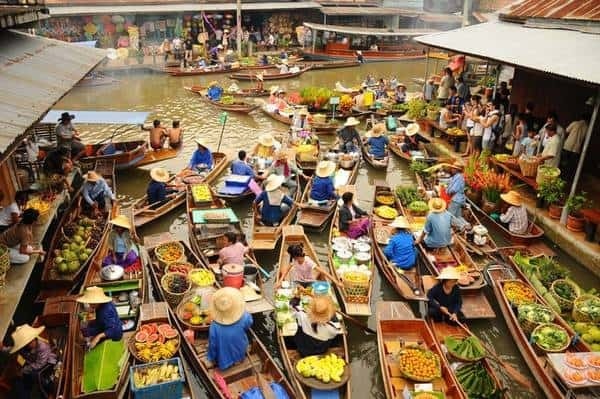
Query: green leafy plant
537 178 566 205
406 98 428 119
409 160 429 175
408 200 429 214
565 191 590 216
395 185 422 206
300 86 333 110
477 75 496 88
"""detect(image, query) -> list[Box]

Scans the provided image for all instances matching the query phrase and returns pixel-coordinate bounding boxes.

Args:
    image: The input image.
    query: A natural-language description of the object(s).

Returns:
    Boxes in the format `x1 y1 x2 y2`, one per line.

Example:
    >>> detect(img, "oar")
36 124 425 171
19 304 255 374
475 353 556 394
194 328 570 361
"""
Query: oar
244 254 272 280
337 309 377 335
455 320 533 390
455 234 484 256
247 348 276 399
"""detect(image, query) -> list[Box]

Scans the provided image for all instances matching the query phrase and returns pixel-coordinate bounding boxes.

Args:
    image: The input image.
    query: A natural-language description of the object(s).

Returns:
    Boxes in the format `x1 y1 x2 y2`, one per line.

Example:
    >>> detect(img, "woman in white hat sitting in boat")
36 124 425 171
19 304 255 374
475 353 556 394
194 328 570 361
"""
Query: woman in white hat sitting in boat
146 167 179 209
364 123 389 160
253 174 295 226
252 133 281 165
188 137 213 172
102 214 139 270
335 117 362 153
499 190 528 235
399 123 429 153
309 161 338 205
78 286 123 349
427 266 464 324
81 170 116 217
292 295 343 357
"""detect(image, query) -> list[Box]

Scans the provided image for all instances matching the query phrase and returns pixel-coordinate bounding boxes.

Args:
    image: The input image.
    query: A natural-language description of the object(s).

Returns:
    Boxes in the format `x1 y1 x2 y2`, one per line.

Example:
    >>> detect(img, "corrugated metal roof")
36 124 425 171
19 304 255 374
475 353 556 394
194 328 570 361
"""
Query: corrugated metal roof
501 0 600 21
41 110 150 125
320 6 421 16
415 20 600 85
303 22 437 36
0 30 106 158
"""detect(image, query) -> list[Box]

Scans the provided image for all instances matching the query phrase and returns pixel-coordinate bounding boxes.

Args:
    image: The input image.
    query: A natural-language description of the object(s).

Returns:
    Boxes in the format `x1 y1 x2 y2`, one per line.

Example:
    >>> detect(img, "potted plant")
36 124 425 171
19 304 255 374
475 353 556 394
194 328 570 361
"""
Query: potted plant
406 98 429 131
565 191 589 232
136 49 145 64
537 178 565 219
426 103 440 121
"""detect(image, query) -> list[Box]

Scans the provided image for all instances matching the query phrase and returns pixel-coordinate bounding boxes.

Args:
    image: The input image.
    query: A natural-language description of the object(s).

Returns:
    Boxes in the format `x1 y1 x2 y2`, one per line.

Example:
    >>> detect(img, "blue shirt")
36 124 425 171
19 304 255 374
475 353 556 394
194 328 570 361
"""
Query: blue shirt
367 136 389 158
384 231 416 270
231 160 255 177
83 302 123 341
446 173 465 205
310 176 336 201
208 312 253 369
147 180 168 204
254 191 293 225
189 148 213 169
424 211 454 248
82 179 115 206
207 86 223 101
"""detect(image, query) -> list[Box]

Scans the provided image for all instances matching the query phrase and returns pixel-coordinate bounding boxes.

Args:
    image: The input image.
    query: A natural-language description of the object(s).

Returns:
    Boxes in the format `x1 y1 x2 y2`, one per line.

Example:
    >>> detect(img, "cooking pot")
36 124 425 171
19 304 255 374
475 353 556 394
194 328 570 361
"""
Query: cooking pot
354 252 371 265
100 265 124 281
335 250 353 263
339 158 355 169
353 242 371 254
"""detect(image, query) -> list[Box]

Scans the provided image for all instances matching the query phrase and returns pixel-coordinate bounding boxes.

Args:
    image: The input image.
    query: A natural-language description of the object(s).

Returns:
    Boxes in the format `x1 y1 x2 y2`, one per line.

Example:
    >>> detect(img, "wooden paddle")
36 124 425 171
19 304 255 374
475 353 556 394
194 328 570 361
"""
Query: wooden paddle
247 348 276 399
337 309 377 335
455 320 533 390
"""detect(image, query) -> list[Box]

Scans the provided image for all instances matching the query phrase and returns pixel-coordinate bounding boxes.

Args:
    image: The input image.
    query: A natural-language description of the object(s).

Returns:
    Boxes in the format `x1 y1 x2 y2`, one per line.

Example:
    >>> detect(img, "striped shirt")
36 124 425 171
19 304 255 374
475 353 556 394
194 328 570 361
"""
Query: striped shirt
500 205 528 234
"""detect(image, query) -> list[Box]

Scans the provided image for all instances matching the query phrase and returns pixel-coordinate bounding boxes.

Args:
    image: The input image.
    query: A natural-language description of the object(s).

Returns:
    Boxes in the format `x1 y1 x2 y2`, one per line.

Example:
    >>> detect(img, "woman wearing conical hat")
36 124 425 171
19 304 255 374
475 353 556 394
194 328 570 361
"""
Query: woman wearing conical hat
416 198 466 250
78 286 123 349
102 214 139 270
335 117 361 153
427 266 464 324
82 170 116 217
292 295 342 357
499 190 528 235
253 174 294 226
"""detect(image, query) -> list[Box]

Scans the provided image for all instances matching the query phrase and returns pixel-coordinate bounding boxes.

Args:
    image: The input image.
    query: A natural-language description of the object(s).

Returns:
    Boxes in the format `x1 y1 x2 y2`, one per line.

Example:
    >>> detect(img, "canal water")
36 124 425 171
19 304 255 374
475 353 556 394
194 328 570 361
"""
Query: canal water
56 61 600 398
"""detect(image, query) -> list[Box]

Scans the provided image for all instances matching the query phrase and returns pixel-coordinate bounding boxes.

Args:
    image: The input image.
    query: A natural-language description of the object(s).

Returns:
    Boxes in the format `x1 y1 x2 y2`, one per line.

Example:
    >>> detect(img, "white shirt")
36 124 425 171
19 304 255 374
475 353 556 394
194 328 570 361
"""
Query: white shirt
0 202 19 226
295 310 341 341
563 119 588 153
172 38 182 50
541 134 560 167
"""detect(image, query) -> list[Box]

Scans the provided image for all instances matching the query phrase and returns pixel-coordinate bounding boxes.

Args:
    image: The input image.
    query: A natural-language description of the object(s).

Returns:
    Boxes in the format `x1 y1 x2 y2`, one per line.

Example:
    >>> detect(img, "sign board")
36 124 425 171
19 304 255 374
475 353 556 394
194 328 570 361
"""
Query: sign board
329 96 340 105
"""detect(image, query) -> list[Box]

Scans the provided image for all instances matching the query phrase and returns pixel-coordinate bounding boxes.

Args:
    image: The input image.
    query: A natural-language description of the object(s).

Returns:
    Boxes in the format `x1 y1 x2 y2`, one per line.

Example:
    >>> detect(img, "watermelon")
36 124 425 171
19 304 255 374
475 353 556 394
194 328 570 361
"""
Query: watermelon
147 333 159 344
134 331 148 343
163 329 178 339
157 324 172 336
140 325 152 334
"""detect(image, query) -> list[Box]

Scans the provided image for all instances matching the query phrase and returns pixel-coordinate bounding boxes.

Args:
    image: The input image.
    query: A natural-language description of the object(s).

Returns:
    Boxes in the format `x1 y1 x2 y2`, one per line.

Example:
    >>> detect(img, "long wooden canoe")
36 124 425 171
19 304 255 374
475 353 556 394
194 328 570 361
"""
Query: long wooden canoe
261 106 293 125
185 87 260 113
82 140 148 170
230 66 312 81
360 135 389 170
376 301 466 399
389 134 432 163
370 184 427 301
185 84 269 98
249 174 301 250
276 225 351 399
132 152 228 228
327 185 374 316
135 146 183 167
165 66 241 76
303 60 361 70
143 233 295 399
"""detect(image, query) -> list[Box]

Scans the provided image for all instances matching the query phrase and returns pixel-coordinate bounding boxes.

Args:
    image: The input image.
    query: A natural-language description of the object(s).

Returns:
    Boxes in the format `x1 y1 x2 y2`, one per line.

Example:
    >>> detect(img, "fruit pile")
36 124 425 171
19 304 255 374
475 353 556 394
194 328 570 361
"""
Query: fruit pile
397 347 441 382
191 184 212 204
572 322 600 351
53 216 102 275
447 127 466 136
374 205 398 220
296 353 346 384
27 197 51 214
132 361 180 388
179 298 212 326
375 194 395 206
455 362 497 397
165 262 194 275
189 269 215 287
163 273 190 294
444 336 486 361
531 323 569 352
503 281 535 306
133 323 179 363
155 242 185 265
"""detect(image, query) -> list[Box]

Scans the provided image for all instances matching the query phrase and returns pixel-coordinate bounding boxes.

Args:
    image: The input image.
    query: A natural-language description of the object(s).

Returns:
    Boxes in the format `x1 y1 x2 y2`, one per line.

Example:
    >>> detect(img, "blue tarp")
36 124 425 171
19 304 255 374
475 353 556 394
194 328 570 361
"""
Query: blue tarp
40 110 150 125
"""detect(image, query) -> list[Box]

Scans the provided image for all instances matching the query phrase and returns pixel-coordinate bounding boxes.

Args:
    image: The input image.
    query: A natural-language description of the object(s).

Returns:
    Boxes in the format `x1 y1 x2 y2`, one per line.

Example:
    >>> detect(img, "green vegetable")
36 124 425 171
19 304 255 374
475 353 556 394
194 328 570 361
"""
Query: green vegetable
83 339 127 393
406 98 428 119
395 186 422 206
456 362 498 398
531 323 569 351
444 336 485 360
410 160 429 175
518 303 554 323
408 201 429 214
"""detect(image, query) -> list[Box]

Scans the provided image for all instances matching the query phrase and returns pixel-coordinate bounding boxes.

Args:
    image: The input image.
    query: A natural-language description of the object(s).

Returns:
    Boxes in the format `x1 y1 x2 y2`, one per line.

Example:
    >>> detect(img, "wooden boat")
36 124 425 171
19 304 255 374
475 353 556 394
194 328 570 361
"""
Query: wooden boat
276 225 351 399
239 64 278 71
468 198 544 245
370 184 428 302
81 140 148 170
136 146 183 167
231 88 270 97
312 120 340 134
487 265 593 399
132 152 228 228
165 65 241 76
389 134 432 163
304 60 360 70
327 186 374 316
376 301 466 399
230 66 312 81
143 233 294 399
297 159 360 231
185 87 259 113
261 105 293 125
37 160 117 301
360 135 389 170
249 174 301 250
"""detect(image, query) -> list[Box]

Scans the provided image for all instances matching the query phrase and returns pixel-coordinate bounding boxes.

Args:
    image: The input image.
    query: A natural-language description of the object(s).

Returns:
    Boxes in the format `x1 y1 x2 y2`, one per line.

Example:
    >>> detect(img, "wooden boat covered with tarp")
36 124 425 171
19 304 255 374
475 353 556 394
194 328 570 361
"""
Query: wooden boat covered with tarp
132 152 228 228
230 66 312 81
275 225 351 399
376 301 466 399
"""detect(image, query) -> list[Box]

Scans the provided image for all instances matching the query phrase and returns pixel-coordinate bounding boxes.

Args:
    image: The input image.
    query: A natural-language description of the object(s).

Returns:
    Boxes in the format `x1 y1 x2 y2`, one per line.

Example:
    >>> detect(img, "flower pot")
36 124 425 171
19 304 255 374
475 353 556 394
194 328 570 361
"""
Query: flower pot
566 213 585 232
548 203 563 220
485 87 493 98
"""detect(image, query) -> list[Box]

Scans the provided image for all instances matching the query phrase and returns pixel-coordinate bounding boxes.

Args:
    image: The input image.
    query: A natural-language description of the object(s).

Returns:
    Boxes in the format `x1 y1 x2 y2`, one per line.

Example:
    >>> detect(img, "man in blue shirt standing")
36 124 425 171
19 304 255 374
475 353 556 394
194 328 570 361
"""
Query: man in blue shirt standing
416 198 465 249
444 162 466 220
189 137 213 171
230 150 254 177
309 161 337 205
384 216 416 270
365 123 389 159
82 171 115 216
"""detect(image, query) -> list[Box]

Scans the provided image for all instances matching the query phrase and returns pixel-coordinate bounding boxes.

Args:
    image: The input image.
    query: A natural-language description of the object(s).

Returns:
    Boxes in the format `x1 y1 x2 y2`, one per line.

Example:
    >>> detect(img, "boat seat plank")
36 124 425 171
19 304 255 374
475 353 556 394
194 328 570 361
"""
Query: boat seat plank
245 298 275 314
297 211 332 227
343 302 371 316
377 301 415 321
204 353 262 380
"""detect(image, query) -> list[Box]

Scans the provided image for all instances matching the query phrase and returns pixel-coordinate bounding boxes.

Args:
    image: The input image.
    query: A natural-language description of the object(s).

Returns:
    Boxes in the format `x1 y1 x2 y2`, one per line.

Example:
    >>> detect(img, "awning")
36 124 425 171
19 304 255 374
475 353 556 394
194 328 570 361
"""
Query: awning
416 21 600 86
0 30 106 158
303 22 437 37
48 2 321 15
320 7 421 17
41 110 150 125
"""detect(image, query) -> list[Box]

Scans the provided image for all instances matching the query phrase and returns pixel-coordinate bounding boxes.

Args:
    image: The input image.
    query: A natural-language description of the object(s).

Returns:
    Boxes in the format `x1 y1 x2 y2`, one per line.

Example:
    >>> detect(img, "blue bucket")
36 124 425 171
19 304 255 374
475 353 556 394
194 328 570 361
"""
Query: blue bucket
312 281 330 296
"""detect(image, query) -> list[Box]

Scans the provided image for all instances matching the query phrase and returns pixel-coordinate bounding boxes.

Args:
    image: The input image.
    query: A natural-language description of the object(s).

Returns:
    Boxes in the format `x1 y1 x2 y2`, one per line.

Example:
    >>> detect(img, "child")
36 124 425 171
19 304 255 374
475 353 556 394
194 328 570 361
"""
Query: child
520 130 538 157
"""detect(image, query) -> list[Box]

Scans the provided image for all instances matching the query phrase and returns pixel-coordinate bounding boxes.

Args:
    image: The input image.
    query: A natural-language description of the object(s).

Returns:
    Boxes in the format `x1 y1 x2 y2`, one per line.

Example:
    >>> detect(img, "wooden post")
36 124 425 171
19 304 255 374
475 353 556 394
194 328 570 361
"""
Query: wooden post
423 47 430 83
236 0 242 57
462 0 472 27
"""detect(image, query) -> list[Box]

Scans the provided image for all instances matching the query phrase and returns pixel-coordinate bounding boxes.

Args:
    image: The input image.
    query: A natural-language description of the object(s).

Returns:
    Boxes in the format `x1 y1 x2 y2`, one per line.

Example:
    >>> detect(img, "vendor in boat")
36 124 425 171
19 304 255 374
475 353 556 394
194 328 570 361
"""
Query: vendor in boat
78 286 123 349
292 108 311 132
142 119 168 151
217 231 249 267
102 214 139 269
427 266 464 324
207 287 253 370
264 149 307 197
0 209 44 265
0 190 29 232
309 161 338 205
278 59 289 74
231 150 255 177
400 123 428 153
43 146 73 177
384 216 417 270
292 295 343 357
82 171 116 216
275 89 288 112
278 244 338 289
253 133 281 161
338 191 369 239
147 167 178 209
9 324 57 399
253 174 294 226
365 123 389 160
335 117 362 153
416 198 466 250
259 54 269 66
356 50 364 64
207 81 224 102
499 191 529 235
55 112 86 161
167 120 183 149
268 86 279 104
188 137 213 171
444 162 466 220
255 73 264 92
208 44 223 65
394 84 407 104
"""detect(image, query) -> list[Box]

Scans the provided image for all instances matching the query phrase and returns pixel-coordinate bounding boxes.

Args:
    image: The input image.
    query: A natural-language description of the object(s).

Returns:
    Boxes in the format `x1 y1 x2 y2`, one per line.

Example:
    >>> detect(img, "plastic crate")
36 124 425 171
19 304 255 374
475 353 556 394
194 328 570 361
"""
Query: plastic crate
130 357 184 399
224 174 251 187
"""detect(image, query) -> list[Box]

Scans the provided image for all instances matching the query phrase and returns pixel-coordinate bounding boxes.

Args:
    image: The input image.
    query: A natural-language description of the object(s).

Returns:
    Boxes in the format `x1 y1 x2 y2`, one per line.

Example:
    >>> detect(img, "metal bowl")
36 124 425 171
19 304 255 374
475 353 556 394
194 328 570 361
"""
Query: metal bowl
355 252 371 265
100 265 124 281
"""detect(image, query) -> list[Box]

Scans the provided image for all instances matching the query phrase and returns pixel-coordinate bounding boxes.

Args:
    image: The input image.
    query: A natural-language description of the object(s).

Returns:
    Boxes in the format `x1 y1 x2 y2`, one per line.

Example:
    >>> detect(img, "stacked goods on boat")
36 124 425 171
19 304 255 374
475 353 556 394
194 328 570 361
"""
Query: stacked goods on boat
130 357 185 396
130 322 180 363
296 353 346 383
454 362 497 398
218 174 252 197
52 216 104 276
329 234 373 304
274 281 298 335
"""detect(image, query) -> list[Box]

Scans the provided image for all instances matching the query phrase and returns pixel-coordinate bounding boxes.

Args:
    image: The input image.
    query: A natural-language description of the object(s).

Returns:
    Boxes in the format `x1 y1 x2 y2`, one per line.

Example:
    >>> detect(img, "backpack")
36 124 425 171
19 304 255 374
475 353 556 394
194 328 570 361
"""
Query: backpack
491 111 505 136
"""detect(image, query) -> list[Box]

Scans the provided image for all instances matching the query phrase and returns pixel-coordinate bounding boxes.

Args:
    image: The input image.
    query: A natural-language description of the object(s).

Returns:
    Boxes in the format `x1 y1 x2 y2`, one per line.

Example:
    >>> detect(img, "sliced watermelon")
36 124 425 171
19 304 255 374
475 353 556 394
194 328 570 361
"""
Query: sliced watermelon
140 325 153 334
157 333 165 344
157 324 172 336
134 331 148 343
147 333 160 344
163 329 178 339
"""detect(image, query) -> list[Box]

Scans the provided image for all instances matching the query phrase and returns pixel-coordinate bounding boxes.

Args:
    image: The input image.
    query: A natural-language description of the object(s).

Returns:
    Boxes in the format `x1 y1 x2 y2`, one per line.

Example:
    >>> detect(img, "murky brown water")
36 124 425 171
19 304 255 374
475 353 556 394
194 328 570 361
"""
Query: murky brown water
55 62 599 398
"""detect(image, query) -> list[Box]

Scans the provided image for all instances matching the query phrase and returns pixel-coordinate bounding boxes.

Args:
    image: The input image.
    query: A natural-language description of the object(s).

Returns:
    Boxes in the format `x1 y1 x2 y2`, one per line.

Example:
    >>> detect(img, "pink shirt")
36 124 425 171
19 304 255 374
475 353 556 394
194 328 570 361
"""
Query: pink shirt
292 256 316 282
218 242 247 265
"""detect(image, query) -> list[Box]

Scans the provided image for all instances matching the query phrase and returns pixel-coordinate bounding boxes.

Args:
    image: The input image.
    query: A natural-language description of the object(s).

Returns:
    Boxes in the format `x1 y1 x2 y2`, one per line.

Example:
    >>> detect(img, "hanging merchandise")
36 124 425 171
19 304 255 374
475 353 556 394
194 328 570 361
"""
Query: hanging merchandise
84 22 98 35
184 14 192 21
128 26 139 50
112 15 125 24
166 19 175 27
175 18 183 37
117 36 129 48
145 21 155 32
214 14 223 20
139 25 146 38
83 16 93 23
93 15 102 24
115 23 124 33
104 22 116 34
157 20 167 32
102 15 112 24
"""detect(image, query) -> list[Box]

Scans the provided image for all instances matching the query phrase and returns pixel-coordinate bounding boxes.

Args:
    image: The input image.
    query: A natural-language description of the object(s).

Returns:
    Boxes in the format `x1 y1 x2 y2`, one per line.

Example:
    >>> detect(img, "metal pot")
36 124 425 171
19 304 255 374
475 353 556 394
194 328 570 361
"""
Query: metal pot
353 242 371 254
354 252 371 265
339 158 355 169
100 265 124 281
336 250 353 263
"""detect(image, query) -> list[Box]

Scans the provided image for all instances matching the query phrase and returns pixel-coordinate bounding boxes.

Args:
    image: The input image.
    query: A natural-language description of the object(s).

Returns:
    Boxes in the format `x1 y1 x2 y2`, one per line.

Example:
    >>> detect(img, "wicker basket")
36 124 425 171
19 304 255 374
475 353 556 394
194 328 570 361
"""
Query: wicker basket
536 165 561 186
572 294 600 323
445 335 485 362
188 268 216 288
176 300 212 331
160 272 191 308
342 273 369 301
531 323 570 353
164 262 195 275
128 329 180 363
550 279 581 313
517 303 555 335
154 242 186 268
0 244 9 288
518 157 539 177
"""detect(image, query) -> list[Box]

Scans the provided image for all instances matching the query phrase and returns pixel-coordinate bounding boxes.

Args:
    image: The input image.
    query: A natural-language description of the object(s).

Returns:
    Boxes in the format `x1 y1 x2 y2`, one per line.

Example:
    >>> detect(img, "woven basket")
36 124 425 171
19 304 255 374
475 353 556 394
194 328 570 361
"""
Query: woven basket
342 273 369 300
176 300 212 331
154 241 186 268
572 294 600 323
164 261 194 275
188 268 216 288
531 323 570 353
128 327 180 363
517 303 555 335
161 272 191 308
0 244 9 288
536 165 561 186
445 335 485 362
550 279 581 313
518 157 539 177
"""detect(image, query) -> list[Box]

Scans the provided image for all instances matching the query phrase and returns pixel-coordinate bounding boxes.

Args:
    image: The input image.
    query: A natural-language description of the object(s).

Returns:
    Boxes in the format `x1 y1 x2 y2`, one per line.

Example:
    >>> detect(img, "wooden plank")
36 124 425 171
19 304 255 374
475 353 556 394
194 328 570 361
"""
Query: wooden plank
344 302 372 316
376 301 415 321
245 298 275 314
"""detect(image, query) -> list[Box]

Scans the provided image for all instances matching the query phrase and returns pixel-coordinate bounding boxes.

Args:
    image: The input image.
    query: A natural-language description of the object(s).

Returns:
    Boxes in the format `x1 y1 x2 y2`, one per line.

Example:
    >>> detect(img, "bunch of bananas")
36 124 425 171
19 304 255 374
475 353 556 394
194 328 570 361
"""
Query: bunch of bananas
343 271 368 283
374 206 398 220
296 353 346 383
134 339 178 362
27 197 51 213
133 362 180 388
447 127 466 136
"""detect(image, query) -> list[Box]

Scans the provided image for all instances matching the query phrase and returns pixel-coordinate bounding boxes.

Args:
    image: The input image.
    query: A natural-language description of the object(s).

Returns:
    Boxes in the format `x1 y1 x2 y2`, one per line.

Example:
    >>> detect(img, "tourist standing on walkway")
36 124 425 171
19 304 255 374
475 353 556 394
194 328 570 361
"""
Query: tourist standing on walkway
55 112 85 161
0 208 44 264
437 67 454 104
512 114 527 156
479 101 501 151
456 76 468 103
538 124 561 168
423 76 436 102
562 113 589 180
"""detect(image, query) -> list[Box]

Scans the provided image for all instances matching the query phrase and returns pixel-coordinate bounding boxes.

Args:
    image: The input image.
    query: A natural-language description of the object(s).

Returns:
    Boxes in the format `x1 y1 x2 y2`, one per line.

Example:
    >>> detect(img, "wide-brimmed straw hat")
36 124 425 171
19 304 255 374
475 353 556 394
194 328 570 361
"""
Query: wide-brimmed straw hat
269 86 279 95
77 286 112 304
299 108 309 116
307 295 335 324
447 161 464 171
258 133 275 147
85 171 101 182
150 167 170 183
58 112 75 122
500 190 522 206
344 117 360 127
405 123 420 137
367 123 385 138
389 216 410 229
437 266 461 280
315 160 336 178
110 214 132 230
428 197 447 213
264 174 285 192
10 324 45 354
210 287 245 325
195 137 208 148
